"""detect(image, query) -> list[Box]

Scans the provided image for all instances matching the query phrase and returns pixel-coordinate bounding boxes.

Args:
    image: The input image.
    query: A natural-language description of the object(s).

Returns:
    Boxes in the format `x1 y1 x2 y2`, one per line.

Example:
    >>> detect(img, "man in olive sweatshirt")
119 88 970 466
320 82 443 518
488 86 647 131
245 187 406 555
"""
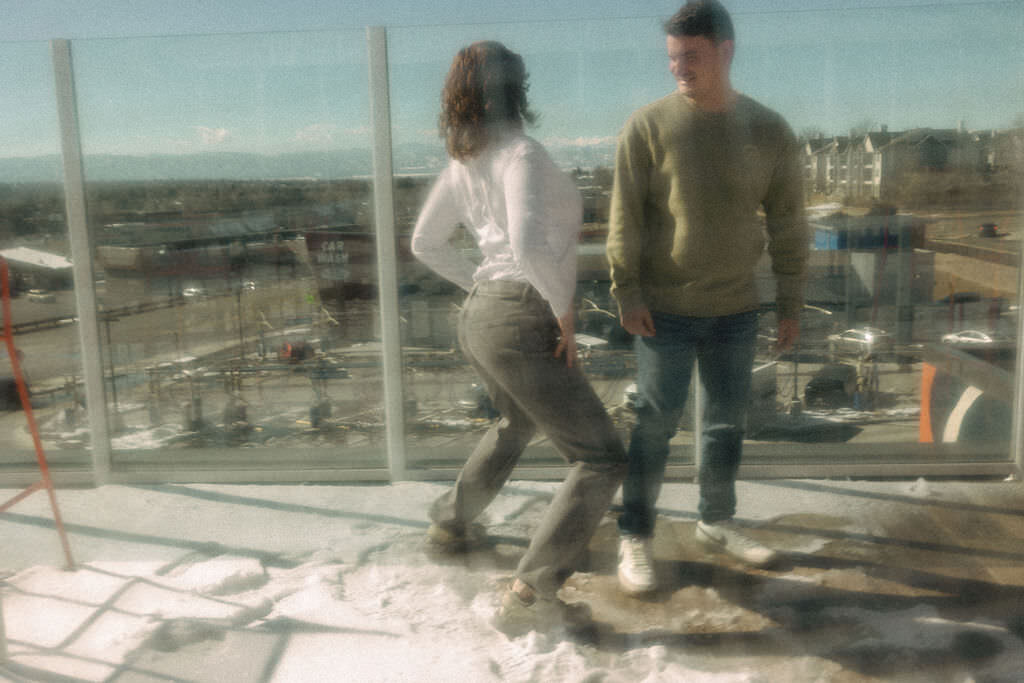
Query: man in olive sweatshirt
607 0 809 595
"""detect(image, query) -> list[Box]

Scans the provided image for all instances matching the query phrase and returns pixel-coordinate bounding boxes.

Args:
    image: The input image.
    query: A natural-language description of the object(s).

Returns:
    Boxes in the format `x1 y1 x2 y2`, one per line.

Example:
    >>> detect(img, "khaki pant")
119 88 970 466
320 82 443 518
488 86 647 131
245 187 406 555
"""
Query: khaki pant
430 280 627 597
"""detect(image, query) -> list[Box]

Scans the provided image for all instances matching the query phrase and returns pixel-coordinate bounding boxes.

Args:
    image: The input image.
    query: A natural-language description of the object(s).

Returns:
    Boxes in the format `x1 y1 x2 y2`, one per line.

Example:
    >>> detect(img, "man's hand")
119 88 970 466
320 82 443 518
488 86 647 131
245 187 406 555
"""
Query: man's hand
555 312 578 368
776 317 800 353
621 306 656 337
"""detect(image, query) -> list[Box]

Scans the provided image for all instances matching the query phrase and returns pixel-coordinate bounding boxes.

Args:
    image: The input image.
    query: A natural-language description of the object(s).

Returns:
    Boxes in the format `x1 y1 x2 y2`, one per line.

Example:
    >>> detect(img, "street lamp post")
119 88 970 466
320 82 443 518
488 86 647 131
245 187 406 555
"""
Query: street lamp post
789 341 802 416
235 282 245 361
99 305 123 431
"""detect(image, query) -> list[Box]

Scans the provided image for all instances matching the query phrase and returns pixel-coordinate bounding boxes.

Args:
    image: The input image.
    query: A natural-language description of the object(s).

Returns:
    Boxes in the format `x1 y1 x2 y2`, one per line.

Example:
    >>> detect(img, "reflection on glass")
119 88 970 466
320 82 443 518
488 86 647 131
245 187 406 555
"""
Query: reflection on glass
66 31 384 463
0 41 82 461
394 6 1022 472
2 3 1022 478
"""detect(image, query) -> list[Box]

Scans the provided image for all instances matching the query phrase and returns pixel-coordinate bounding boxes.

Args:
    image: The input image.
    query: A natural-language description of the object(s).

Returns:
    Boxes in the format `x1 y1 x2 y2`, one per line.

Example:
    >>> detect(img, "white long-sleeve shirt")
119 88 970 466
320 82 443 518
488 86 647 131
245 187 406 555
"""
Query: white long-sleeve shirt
411 128 582 318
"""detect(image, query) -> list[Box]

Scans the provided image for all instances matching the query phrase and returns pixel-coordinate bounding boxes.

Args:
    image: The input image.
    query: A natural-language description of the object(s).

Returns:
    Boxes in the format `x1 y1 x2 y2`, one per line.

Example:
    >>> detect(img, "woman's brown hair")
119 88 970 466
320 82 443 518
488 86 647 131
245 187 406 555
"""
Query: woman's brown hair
440 41 536 161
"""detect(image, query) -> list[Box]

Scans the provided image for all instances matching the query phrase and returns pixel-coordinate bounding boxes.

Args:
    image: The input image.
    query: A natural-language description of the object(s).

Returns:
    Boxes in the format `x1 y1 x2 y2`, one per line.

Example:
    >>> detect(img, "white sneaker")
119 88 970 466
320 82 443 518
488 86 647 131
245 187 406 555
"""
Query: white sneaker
695 520 779 568
617 535 657 595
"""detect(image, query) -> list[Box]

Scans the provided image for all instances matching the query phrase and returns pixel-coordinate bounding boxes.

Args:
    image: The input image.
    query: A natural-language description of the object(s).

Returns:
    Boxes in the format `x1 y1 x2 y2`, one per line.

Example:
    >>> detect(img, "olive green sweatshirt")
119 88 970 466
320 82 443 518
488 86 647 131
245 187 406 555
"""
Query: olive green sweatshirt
607 92 809 321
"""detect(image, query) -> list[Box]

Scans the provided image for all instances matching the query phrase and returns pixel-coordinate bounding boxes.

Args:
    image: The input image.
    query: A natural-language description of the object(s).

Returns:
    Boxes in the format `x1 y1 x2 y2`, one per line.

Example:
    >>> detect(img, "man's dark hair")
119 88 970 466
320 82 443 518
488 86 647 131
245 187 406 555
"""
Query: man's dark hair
664 0 735 44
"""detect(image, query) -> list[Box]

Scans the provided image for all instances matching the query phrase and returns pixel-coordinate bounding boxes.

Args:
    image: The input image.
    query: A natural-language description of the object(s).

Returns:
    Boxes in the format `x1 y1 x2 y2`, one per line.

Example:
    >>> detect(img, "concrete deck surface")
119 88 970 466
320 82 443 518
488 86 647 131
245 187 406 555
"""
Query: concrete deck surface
2 478 1024 682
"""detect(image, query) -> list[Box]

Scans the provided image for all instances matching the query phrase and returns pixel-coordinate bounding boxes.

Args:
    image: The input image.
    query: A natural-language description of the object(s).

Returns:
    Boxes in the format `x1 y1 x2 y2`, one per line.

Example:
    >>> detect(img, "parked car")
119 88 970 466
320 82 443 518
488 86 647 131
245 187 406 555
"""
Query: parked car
804 363 857 408
1 374 22 411
458 382 498 419
937 291 981 306
279 340 313 363
827 327 893 358
26 288 56 303
942 329 1011 345
978 222 1000 238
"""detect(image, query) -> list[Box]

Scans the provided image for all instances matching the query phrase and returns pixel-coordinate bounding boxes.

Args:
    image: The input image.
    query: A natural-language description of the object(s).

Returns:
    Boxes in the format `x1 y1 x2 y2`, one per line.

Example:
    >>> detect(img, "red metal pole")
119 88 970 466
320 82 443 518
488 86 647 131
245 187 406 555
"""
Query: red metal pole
0 258 75 569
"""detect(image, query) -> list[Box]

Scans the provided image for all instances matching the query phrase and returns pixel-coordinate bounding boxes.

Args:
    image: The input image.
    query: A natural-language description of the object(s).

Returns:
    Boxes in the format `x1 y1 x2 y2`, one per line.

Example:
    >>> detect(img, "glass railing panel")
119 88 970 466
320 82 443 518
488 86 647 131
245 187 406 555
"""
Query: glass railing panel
68 30 386 470
388 19 678 470
739 2 1023 469
393 4 1023 474
0 40 89 468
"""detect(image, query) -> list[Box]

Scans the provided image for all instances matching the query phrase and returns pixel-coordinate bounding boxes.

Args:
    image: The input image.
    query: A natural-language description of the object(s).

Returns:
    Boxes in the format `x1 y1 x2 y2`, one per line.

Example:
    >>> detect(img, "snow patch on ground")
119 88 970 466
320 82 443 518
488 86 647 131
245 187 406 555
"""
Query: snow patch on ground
3 481 1023 682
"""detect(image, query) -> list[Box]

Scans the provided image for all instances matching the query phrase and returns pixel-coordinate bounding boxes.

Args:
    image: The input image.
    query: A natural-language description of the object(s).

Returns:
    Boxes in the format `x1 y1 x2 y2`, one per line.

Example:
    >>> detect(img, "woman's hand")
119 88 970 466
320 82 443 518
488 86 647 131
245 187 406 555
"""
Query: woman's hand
555 312 578 368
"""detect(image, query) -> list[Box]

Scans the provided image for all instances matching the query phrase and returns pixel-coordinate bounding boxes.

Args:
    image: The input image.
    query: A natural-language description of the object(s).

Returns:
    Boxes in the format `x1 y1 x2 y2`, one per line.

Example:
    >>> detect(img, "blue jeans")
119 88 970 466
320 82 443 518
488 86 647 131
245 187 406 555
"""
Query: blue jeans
618 310 758 536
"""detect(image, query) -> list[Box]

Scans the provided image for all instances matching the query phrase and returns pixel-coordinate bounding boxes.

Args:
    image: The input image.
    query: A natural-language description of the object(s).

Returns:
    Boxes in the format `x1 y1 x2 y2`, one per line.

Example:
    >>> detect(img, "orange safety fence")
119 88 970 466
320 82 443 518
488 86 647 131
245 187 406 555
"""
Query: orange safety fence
0 256 75 569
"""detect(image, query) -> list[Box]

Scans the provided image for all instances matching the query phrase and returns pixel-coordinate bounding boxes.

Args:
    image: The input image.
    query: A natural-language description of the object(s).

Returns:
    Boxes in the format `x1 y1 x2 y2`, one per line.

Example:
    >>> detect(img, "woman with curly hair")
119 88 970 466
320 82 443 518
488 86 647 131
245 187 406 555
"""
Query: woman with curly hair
412 41 627 636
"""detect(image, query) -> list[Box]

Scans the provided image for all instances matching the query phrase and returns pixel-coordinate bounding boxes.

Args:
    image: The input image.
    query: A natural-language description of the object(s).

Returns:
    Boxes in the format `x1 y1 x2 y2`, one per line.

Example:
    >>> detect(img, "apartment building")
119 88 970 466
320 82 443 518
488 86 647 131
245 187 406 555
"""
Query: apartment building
804 125 1020 202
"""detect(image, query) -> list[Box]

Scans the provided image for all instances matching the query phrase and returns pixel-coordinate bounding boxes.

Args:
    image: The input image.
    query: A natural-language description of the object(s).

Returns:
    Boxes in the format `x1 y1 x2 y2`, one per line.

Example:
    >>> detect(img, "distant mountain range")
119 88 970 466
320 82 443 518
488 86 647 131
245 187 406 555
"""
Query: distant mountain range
0 138 616 183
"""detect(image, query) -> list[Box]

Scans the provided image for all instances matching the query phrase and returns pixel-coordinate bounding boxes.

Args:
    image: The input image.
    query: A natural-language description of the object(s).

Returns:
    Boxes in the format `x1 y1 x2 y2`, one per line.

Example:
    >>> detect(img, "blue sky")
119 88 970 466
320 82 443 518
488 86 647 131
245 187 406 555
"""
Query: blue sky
0 1 997 41
1 0 1022 163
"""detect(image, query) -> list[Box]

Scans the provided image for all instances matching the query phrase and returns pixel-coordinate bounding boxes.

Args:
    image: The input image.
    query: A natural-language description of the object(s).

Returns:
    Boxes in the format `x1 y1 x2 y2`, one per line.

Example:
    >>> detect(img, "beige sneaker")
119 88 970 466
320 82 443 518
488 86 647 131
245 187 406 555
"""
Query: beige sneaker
492 582 592 638
695 520 779 568
617 535 657 595
425 522 486 552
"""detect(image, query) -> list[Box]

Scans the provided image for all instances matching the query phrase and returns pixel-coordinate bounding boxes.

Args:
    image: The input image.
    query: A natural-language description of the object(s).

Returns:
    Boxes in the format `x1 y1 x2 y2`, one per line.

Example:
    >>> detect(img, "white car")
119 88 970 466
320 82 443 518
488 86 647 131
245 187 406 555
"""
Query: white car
942 330 1009 345
26 289 56 303
827 327 893 358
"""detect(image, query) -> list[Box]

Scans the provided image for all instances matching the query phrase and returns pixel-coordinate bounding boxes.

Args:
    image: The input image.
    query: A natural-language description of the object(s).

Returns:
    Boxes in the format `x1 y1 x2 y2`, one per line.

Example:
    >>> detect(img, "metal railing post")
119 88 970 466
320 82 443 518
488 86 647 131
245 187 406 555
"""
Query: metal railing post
1012 234 1024 479
693 361 702 481
51 39 111 484
367 26 407 481
0 586 6 661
